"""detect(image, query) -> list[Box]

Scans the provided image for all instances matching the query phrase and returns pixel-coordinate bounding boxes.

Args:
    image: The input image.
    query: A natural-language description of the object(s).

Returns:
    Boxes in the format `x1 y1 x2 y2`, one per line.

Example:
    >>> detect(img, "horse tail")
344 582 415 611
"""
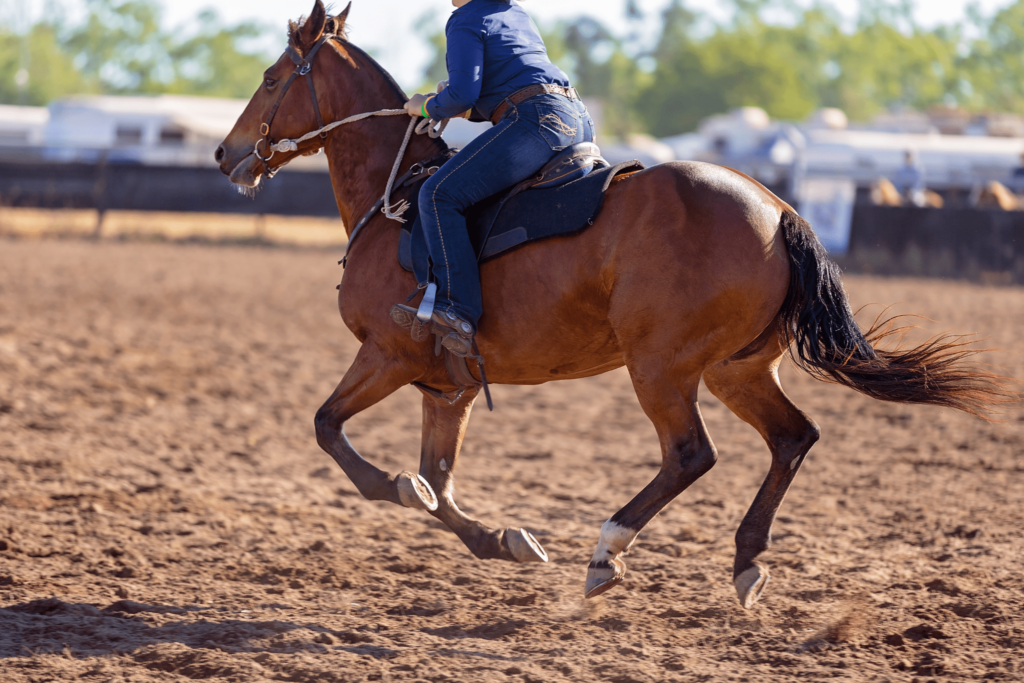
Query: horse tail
777 209 1014 418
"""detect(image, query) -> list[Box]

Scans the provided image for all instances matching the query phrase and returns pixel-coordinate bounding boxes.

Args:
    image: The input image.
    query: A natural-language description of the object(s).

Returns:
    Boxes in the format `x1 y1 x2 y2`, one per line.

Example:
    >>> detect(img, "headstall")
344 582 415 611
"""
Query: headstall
254 33 337 178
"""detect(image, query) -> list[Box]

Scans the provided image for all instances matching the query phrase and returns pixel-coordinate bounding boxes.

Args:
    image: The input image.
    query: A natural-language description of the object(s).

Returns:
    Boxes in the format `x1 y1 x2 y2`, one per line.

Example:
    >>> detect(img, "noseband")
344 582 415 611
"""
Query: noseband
254 33 337 178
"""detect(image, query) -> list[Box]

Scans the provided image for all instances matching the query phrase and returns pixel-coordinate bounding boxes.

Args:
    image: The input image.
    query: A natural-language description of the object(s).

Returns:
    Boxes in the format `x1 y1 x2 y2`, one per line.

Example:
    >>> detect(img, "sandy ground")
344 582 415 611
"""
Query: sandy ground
0 238 1022 683
0 208 346 247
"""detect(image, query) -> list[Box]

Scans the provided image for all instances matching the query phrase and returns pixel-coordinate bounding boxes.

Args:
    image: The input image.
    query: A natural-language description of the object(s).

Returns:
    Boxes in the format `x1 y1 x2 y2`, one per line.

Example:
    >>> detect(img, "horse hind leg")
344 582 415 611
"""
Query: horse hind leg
417 389 548 563
703 346 820 610
314 341 438 511
586 367 717 598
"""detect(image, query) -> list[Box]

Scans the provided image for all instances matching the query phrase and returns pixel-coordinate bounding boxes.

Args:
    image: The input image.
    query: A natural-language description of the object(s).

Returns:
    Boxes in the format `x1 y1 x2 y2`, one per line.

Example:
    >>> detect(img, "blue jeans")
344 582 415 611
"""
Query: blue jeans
419 94 596 326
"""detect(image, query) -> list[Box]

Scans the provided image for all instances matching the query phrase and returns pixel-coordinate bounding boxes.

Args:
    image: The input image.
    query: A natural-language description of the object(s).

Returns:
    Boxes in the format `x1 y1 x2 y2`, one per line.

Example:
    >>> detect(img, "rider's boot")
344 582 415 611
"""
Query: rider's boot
430 308 476 358
389 302 476 357
390 301 493 410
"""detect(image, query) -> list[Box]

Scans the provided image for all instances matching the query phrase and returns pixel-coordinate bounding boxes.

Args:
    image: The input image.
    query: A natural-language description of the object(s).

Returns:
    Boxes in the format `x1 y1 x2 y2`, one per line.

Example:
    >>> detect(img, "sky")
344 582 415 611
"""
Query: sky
12 0 1020 88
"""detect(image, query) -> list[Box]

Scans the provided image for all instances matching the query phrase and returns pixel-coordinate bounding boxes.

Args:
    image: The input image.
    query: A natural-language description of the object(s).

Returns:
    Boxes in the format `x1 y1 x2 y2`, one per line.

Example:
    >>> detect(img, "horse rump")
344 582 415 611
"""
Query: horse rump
777 210 1016 419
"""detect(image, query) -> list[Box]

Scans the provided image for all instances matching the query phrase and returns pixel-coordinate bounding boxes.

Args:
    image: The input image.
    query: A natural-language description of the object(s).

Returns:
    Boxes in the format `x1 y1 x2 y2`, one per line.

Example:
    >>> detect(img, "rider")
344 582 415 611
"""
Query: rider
403 0 596 357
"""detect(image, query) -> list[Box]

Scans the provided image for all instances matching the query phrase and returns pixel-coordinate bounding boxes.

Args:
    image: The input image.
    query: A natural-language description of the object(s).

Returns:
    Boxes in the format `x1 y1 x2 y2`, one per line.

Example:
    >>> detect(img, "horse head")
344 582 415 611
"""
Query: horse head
216 0 354 188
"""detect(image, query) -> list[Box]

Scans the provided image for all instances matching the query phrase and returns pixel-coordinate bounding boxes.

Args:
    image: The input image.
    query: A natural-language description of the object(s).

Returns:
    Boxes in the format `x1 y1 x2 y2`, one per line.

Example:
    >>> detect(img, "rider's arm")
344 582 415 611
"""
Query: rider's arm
426 27 483 120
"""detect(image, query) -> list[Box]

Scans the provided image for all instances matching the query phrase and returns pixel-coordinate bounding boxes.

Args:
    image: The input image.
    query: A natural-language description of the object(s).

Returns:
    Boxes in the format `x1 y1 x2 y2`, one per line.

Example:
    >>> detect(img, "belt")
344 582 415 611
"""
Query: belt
489 84 580 125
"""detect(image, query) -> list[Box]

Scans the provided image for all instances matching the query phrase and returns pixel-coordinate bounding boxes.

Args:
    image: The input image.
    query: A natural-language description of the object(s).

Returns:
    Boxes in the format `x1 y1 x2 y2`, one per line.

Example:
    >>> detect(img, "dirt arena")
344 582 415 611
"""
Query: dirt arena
1 238 1022 682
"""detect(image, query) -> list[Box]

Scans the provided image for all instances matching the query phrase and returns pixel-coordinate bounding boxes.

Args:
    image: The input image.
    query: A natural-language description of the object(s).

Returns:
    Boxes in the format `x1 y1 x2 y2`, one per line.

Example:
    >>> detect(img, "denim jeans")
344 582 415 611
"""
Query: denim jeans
419 94 596 326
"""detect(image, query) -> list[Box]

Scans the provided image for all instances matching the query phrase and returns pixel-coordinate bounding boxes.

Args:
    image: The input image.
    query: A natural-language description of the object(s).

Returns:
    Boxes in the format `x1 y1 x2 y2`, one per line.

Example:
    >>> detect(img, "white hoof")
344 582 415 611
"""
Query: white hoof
735 562 770 610
506 528 548 563
585 556 626 599
396 472 438 512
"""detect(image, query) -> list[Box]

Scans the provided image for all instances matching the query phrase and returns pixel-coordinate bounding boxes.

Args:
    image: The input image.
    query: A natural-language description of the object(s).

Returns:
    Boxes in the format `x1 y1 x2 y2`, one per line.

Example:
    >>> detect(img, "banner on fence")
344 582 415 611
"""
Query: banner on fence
797 177 856 255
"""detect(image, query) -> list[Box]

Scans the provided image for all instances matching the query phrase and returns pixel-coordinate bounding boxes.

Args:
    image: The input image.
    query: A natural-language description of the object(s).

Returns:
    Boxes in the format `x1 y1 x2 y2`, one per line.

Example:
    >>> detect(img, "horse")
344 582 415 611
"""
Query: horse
216 1 1010 609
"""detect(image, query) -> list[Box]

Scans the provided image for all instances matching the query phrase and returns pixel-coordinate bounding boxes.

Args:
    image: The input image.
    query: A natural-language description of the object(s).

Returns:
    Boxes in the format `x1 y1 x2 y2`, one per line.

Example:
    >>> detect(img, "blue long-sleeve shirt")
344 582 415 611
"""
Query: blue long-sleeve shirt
426 0 571 121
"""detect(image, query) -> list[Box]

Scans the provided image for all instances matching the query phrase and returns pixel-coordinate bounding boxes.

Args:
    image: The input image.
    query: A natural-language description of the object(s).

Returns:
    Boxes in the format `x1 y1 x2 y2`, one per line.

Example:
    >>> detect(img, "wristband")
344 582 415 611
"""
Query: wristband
421 95 435 119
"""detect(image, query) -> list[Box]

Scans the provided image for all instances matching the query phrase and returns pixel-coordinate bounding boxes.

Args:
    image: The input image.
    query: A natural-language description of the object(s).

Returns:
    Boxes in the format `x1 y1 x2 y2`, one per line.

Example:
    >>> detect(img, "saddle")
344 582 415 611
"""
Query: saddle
399 144 643 280
383 142 645 409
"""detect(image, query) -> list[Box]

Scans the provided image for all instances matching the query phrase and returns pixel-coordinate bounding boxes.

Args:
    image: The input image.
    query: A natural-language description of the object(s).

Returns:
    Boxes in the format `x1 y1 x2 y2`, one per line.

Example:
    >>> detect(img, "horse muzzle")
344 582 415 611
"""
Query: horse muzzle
226 153 263 188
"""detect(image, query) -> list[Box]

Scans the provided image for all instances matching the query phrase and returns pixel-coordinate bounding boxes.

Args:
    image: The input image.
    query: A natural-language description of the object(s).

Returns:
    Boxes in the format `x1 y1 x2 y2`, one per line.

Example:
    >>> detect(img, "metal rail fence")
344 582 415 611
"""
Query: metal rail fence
0 159 338 217
1 159 1022 283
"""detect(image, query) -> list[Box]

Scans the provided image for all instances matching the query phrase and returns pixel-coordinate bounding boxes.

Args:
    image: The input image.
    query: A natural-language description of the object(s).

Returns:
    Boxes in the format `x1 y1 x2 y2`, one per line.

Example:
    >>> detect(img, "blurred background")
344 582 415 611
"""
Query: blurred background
4 0 1024 280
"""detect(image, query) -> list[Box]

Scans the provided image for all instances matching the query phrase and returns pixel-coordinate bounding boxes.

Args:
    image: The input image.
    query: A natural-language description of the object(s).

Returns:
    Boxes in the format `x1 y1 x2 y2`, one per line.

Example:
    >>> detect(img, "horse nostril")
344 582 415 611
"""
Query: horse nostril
214 145 226 163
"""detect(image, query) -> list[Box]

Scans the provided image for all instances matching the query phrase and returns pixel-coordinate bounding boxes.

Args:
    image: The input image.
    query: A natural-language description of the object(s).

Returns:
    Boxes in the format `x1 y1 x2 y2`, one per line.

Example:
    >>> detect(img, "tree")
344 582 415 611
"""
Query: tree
0 0 274 105
163 10 273 98
536 16 653 138
958 1 1024 113
0 22 92 106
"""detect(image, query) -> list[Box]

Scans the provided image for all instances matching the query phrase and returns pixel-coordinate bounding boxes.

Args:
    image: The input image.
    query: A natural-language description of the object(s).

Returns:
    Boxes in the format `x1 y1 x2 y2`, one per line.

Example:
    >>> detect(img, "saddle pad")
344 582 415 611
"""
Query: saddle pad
399 160 646 282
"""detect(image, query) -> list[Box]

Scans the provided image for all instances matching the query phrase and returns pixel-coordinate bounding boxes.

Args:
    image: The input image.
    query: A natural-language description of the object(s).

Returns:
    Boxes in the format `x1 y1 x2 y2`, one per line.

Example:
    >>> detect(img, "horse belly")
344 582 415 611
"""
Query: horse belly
477 220 624 384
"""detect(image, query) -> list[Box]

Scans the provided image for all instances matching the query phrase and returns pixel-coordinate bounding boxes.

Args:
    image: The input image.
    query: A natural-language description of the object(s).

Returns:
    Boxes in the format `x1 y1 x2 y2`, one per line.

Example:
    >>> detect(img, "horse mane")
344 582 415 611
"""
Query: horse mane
285 16 414 107
342 42 410 106
286 12 448 155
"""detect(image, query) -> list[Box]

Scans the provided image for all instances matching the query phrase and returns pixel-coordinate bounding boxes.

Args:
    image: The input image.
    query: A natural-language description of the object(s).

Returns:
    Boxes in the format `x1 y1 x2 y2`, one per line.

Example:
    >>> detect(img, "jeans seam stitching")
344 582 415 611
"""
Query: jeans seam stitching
429 108 518 315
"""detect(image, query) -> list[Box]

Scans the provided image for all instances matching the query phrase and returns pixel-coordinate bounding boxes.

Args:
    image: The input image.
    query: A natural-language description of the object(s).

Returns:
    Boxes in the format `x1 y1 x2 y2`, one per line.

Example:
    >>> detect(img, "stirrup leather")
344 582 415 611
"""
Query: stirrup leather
390 301 494 411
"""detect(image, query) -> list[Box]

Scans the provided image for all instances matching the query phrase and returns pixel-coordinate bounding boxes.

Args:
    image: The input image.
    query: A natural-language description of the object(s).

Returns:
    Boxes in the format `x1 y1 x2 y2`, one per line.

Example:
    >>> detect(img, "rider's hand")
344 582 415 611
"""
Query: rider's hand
405 93 430 118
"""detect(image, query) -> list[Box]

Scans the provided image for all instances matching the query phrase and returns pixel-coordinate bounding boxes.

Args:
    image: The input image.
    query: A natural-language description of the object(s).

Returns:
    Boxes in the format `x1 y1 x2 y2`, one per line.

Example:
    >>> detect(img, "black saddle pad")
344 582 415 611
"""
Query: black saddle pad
399 160 645 283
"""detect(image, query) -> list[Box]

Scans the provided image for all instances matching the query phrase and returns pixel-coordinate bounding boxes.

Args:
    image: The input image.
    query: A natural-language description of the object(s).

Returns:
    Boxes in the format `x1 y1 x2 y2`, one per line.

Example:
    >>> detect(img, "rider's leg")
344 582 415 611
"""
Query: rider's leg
417 94 593 330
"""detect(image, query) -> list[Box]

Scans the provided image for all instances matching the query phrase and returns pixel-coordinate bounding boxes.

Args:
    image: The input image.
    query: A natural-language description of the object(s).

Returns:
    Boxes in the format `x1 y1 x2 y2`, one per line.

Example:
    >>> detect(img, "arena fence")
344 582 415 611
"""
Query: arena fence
1 160 1022 283
845 206 1024 285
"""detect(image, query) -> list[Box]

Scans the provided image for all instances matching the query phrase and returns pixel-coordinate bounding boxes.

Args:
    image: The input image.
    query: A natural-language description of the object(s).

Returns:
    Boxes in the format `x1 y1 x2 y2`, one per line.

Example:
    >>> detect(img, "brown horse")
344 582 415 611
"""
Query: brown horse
217 1 1009 608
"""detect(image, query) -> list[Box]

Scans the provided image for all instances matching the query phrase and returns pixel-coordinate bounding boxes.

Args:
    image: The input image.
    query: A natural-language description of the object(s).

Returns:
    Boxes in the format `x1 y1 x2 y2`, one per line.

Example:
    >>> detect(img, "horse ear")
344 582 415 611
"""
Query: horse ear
297 0 328 50
331 2 352 38
338 2 352 25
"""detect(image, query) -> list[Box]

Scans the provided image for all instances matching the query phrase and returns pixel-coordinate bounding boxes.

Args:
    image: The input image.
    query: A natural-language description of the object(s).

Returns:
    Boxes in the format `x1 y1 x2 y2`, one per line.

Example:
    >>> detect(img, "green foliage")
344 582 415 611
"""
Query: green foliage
415 11 449 92
543 0 1024 137
550 17 651 137
9 0 1024 141
636 0 975 136
0 23 92 106
63 0 168 93
959 1 1024 113
162 10 271 98
0 0 273 105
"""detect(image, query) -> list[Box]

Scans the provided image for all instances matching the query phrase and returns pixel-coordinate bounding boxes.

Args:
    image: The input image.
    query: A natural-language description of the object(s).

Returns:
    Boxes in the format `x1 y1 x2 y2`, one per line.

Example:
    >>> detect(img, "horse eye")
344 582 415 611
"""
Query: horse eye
264 78 277 90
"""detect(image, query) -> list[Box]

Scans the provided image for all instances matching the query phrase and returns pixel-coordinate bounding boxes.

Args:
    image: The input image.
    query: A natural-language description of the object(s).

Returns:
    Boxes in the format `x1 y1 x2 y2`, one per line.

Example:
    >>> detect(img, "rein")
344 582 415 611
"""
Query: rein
255 32 450 233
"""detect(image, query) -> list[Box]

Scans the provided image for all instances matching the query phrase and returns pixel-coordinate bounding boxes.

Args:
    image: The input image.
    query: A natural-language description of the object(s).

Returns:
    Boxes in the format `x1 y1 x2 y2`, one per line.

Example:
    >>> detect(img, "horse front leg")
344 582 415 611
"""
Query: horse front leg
314 341 438 511
418 390 548 563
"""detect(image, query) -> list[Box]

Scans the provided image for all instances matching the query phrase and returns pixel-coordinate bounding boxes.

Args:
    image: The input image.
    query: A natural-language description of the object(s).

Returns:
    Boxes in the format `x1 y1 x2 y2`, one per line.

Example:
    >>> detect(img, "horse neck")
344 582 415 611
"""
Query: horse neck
320 45 446 235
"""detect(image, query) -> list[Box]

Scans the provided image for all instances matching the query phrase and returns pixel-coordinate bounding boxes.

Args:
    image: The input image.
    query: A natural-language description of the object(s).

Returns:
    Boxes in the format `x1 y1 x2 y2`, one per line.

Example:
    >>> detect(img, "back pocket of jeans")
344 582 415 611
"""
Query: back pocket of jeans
534 102 580 151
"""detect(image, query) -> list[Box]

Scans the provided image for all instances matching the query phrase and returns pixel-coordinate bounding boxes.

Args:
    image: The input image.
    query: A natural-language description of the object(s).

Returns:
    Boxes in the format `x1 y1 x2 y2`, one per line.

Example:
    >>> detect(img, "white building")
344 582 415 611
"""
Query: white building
0 105 48 147
41 95 328 170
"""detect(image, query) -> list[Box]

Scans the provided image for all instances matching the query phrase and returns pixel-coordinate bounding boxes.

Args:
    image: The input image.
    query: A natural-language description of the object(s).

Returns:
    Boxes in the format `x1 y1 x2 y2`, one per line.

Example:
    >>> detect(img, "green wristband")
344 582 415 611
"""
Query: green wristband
422 96 433 119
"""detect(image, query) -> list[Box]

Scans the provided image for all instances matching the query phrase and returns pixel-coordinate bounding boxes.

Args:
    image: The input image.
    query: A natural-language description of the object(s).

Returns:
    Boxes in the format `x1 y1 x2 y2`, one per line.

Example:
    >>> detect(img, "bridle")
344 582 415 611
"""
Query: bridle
249 31 453 265
247 30 489 408
253 32 337 178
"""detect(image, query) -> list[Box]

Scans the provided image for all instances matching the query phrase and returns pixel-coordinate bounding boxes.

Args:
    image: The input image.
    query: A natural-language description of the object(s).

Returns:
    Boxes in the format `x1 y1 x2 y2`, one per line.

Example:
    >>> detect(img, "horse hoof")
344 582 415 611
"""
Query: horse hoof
735 562 771 610
396 472 438 512
584 557 626 599
506 528 548 563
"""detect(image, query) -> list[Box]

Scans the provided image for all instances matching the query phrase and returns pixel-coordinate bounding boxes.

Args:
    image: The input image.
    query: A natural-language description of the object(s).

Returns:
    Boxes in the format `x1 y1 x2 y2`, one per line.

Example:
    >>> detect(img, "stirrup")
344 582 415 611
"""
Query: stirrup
424 308 476 357
390 304 431 342
390 294 493 411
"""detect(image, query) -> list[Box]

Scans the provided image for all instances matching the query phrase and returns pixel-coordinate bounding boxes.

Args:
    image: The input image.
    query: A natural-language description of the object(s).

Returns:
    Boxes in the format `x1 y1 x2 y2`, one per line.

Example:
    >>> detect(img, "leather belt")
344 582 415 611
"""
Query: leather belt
489 84 580 125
